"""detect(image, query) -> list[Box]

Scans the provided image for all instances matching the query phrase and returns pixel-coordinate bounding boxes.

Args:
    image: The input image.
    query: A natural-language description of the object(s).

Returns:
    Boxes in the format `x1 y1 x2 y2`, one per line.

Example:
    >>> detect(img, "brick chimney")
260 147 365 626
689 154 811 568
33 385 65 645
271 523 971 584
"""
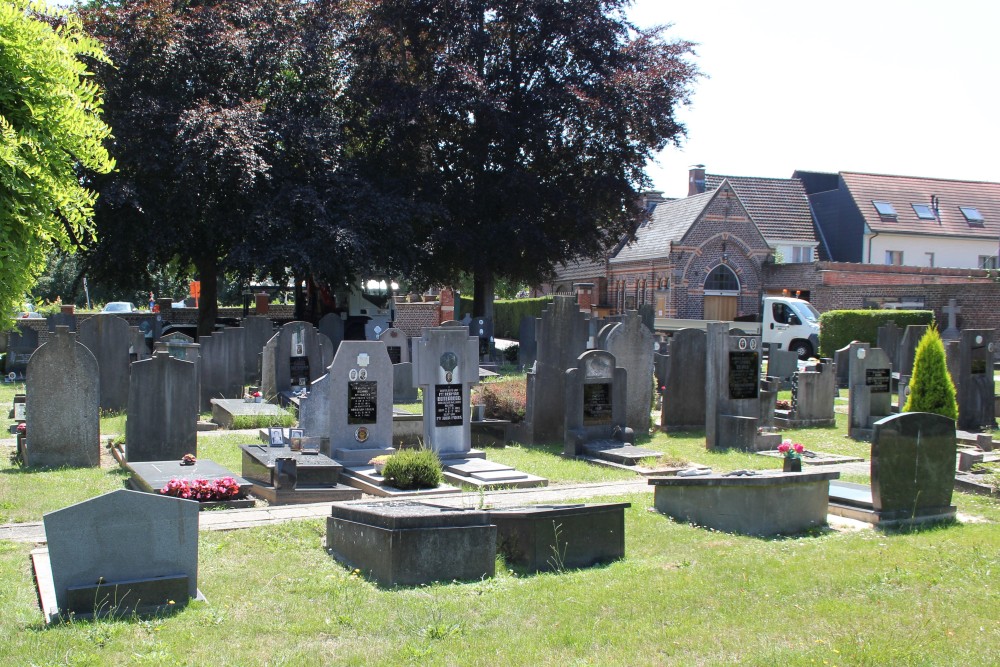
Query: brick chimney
574 282 594 313
438 287 455 323
688 164 706 196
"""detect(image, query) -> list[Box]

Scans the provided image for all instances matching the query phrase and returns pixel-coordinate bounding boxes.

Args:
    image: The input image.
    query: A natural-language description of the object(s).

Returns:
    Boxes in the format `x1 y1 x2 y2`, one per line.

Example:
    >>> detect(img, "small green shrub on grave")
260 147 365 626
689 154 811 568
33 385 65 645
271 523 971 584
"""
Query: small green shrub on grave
818 309 934 357
382 448 443 490
903 327 957 421
230 412 297 430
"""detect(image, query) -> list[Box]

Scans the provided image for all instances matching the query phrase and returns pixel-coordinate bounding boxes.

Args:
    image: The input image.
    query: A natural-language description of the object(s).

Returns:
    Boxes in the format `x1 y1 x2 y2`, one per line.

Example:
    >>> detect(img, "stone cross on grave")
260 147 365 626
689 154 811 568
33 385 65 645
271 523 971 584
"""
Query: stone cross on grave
941 299 961 341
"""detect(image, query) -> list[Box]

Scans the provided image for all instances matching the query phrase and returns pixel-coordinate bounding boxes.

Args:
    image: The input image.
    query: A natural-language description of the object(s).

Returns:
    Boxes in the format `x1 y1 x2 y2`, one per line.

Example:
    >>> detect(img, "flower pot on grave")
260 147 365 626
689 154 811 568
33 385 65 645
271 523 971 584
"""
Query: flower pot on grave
374 463 386 475
255 397 262 403
783 457 802 473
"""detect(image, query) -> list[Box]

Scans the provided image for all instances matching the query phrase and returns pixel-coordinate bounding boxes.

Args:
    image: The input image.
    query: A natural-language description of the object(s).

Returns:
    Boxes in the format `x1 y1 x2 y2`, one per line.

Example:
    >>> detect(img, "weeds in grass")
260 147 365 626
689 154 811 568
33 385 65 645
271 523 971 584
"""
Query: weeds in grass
546 521 568 573
419 610 463 640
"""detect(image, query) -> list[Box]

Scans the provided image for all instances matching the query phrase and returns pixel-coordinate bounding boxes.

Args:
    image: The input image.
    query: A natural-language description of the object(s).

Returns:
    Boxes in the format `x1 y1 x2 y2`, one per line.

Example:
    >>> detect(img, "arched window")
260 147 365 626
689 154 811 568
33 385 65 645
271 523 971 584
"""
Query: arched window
704 265 739 293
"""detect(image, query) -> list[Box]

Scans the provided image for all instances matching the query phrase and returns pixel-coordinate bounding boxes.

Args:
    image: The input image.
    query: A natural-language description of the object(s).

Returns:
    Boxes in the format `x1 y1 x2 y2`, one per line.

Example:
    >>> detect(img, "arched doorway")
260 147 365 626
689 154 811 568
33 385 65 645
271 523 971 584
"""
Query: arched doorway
703 265 739 320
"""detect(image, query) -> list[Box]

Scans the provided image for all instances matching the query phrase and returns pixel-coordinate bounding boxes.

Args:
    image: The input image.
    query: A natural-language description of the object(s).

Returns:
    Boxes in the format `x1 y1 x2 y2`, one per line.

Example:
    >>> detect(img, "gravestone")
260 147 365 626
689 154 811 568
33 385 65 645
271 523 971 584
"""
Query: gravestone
661 329 707 432
199 327 245 411
24 326 100 468
412 326 480 457
898 325 929 378
393 362 418 403
78 313 131 412
940 298 962 341
638 304 655 334
660 329 707 433
829 412 957 526
242 315 274 385
877 322 901 372
154 332 201 405
952 329 996 431
471 316 494 360
833 340 861 388
564 349 637 460
365 315 393 341
318 332 336 377
766 349 799 389
317 313 345 357
705 322 763 451
128 326 151 362
240 444 360 504
588 316 609 350
47 310 76 333
35 490 200 622
596 322 619 351
520 295 589 444
299 341 395 464
517 315 538 370
3 324 38 376
775 359 837 428
125 352 198 462
261 321 327 403
604 310 655 437
378 327 410 364
847 342 892 439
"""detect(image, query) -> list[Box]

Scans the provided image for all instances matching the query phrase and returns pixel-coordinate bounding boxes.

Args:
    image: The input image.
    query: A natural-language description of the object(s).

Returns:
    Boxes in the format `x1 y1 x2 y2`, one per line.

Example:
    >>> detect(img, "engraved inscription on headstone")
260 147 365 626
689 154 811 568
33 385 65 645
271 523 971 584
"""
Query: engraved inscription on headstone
865 368 890 393
347 381 378 424
583 383 612 425
727 351 759 400
434 384 463 426
387 346 402 365
289 357 310 386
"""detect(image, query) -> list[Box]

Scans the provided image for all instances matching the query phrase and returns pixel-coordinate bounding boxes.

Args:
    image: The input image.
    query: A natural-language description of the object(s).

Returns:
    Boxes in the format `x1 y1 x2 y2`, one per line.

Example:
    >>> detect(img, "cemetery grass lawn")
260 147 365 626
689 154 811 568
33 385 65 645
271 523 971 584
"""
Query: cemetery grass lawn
1 494 997 665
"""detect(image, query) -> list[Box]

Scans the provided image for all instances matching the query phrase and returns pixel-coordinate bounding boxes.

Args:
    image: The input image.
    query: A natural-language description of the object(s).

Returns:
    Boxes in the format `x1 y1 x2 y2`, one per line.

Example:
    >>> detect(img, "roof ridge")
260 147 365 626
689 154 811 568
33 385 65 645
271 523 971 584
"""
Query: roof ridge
841 171 1000 187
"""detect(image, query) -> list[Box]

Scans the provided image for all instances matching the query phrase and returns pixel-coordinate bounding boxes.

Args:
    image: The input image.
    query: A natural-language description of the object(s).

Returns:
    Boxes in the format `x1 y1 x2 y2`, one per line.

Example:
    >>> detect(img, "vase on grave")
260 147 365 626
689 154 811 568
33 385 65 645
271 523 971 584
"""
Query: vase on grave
783 457 802 473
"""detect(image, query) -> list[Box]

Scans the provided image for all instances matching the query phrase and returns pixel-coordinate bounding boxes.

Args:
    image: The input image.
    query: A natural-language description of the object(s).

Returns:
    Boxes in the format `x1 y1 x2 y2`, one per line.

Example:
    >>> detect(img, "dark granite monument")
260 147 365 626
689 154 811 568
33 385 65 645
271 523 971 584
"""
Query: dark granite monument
78 313 131 412
125 351 198 463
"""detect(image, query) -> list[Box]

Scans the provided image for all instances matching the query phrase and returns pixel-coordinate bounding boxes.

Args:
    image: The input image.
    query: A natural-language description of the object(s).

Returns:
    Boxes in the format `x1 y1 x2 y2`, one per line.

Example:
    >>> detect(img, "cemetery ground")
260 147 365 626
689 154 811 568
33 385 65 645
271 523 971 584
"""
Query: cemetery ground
1 384 999 664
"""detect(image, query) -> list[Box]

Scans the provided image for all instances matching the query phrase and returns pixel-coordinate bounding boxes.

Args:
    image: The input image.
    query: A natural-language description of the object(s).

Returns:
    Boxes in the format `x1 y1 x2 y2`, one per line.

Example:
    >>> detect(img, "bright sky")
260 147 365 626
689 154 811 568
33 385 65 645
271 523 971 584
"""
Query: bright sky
628 0 1000 198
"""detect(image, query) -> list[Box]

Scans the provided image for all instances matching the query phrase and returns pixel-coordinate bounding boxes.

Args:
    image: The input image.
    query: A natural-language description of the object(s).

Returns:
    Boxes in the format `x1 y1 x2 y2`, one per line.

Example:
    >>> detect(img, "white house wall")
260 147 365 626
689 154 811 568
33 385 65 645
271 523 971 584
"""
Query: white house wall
865 233 998 268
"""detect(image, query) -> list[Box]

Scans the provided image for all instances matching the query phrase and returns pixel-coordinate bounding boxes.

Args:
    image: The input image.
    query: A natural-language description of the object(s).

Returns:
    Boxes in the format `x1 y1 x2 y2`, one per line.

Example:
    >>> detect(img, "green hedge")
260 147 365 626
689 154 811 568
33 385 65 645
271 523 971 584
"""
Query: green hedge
818 309 935 357
458 296 553 339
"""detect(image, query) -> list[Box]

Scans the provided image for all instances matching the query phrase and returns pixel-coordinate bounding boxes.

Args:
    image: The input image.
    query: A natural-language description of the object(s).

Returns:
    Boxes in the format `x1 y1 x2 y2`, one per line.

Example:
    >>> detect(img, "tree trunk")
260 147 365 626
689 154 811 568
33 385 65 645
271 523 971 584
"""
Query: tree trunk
194 256 219 339
472 272 495 320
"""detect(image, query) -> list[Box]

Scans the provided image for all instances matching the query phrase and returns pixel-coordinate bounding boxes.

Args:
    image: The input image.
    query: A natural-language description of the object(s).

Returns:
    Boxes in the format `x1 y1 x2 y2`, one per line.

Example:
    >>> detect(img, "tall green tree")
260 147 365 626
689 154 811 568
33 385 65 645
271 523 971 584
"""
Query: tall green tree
903 327 958 421
343 0 700 315
0 0 114 328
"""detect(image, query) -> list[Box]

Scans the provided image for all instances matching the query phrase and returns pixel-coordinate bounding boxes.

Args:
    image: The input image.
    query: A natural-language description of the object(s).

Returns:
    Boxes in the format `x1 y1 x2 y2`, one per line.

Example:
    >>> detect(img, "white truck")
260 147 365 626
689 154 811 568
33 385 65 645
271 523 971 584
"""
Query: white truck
653 296 821 359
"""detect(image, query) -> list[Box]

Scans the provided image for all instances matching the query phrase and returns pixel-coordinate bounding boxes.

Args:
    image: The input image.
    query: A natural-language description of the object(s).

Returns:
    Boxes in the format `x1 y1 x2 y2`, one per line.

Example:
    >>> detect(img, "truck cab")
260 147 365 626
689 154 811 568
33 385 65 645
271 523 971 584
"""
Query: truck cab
762 296 820 360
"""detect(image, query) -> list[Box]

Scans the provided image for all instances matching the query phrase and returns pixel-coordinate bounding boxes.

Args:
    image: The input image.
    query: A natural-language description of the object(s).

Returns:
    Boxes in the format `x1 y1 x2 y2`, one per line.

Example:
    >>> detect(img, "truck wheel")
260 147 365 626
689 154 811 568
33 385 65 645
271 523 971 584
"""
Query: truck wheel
791 340 813 360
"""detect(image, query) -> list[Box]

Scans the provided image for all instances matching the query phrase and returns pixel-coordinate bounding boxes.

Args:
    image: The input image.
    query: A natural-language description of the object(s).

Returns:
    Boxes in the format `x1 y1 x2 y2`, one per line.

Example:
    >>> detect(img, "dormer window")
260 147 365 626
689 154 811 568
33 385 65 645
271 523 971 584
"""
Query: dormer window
872 200 897 220
960 206 985 225
912 203 936 220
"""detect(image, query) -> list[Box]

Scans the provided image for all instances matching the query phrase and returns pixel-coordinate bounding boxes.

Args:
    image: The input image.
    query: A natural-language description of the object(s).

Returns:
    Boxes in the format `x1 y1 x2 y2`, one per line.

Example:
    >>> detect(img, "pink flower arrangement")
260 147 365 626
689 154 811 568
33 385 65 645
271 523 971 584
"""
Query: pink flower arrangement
252 390 262 398
181 453 197 465
160 476 241 501
777 439 805 459
16 423 26 434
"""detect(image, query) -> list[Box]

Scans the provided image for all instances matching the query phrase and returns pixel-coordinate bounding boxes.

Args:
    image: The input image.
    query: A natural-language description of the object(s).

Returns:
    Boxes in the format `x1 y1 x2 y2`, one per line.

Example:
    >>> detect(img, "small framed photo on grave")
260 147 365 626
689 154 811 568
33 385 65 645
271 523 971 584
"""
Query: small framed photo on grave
300 437 321 455
288 428 304 452
268 427 285 447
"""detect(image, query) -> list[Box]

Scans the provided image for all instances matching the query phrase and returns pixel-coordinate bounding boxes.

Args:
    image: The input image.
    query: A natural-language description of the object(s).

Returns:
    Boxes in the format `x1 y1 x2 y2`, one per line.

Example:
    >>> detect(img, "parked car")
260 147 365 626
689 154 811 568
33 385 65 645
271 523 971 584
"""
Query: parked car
101 301 138 314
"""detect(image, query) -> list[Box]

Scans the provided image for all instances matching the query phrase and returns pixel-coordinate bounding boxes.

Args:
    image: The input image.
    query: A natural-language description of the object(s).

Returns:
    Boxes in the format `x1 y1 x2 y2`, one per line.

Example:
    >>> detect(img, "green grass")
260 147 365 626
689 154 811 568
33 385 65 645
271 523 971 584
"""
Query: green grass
0 496 997 665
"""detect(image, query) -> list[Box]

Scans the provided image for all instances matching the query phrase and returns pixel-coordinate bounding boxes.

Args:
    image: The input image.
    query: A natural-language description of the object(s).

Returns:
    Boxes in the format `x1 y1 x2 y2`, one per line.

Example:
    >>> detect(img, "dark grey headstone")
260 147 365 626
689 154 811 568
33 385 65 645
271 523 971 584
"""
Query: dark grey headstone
129 326 151 362
705 323 762 450
25 327 100 467
661 329 707 432
833 341 860 388
767 349 799 386
392 362 418 403
126 352 198 463
317 313 344 356
871 412 956 518
605 310 655 436
378 327 410 364
242 316 274 385
898 325 929 377
199 327 246 411
564 350 629 456
953 329 996 431
3 324 38 376
517 316 538 370
47 311 76 333
42 490 199 620
261 321 326 400
523 295 589 443
877 322 900 372
79 314 131 412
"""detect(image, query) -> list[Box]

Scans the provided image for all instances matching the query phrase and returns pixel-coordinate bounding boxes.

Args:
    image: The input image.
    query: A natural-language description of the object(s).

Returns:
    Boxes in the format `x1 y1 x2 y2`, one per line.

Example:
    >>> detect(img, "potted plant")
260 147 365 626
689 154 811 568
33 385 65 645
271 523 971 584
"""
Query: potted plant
369 454 392 475
778 439 804 472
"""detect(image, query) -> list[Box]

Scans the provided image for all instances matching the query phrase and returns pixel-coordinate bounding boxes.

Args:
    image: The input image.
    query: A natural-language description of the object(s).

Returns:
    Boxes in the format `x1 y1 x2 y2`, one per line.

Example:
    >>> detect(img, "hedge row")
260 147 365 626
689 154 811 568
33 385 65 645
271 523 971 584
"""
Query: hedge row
457 296 553 339
818 309 935 357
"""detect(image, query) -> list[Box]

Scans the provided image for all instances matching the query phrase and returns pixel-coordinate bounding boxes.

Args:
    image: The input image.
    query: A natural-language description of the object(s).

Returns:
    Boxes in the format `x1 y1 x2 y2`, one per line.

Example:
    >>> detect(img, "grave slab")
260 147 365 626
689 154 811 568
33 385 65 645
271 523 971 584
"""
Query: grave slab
211 398 291 429
581 442 660 466
126 459 254 510
240 445 361 504
326 500 496 586
488 502 629 572
650 470 840 536
439 457 548 490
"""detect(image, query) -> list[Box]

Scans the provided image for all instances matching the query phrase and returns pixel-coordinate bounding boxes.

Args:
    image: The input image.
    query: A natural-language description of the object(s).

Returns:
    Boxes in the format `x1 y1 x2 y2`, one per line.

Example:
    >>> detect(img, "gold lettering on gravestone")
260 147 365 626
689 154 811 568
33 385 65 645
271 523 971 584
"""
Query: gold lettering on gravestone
348 381 378 424
583 383 613 425
434 384 464 426
728 351 759 400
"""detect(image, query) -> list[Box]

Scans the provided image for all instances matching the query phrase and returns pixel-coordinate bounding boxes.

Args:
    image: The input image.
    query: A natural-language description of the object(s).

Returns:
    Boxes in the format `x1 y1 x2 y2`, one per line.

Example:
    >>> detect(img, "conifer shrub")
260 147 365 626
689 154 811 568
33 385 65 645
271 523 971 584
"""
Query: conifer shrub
902 327 957 421
382 449 443 490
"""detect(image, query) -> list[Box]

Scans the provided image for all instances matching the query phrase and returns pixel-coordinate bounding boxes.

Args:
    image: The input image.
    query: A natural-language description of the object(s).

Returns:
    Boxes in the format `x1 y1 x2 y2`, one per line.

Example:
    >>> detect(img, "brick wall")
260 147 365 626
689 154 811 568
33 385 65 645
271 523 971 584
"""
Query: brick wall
393 302 440 337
